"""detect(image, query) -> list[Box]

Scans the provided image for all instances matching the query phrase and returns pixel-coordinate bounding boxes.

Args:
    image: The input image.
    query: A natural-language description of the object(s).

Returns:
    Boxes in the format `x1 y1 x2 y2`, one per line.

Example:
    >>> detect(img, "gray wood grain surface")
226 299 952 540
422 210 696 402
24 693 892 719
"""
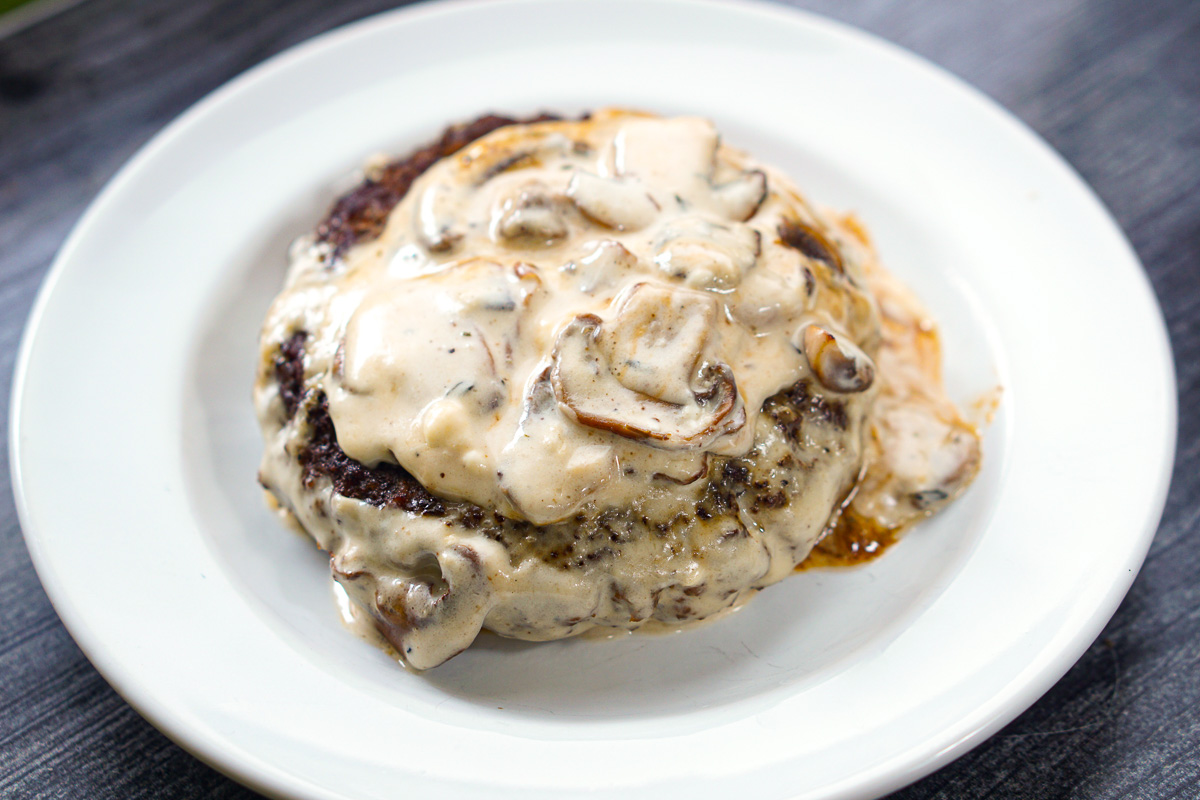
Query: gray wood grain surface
1 0 1196 797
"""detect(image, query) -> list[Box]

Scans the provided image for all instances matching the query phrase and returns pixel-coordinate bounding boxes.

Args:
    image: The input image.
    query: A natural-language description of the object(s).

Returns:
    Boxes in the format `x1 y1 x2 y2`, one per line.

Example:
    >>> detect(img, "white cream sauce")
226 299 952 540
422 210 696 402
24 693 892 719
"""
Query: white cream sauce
322 112 853 525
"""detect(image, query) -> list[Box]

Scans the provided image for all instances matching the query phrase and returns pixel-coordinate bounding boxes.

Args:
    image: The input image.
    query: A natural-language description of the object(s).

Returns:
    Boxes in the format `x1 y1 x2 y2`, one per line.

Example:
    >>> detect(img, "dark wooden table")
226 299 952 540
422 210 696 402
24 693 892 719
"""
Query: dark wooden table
1 0 1197 797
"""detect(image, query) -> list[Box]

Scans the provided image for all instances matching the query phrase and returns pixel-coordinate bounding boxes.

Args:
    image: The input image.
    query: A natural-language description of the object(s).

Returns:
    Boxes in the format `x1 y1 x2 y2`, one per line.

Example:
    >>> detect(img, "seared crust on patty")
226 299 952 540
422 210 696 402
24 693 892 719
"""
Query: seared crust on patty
315 113 564 258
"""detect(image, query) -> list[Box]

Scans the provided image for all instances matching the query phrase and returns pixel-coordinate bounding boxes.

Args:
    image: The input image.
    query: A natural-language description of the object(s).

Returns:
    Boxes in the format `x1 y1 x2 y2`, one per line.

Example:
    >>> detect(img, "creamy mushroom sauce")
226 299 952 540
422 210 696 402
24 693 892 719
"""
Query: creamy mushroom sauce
325 113 856 524
255 110 981 668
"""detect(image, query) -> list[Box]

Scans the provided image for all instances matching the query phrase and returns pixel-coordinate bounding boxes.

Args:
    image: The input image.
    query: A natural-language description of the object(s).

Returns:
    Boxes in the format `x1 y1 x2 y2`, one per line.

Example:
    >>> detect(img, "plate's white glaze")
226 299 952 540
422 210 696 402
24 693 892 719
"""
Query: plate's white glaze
9 1 1175 798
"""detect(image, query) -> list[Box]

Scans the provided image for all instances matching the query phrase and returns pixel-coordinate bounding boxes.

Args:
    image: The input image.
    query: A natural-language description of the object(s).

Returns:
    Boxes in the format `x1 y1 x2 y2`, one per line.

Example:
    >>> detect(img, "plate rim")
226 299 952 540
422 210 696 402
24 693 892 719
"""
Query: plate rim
8 0 1178 798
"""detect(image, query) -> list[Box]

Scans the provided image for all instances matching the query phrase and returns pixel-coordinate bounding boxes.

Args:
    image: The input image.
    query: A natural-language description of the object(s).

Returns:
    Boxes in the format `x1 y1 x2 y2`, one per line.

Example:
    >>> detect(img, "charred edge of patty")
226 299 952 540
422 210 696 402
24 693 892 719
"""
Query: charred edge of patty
315 112 566 258
273 331 307 418
300 395 446 516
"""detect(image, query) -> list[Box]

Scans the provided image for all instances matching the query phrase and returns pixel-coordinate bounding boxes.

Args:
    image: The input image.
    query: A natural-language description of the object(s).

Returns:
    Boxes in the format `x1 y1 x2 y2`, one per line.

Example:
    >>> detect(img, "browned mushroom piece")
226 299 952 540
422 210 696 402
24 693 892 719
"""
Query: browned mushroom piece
653 219 761 288
475 149 541 183
497 368 617 524
778 218 843 273
566 171 660 230
852 401 981 530
454 128 560 186
415 181 463 253
493 183 570 245
800 323 876 394
562 239 641 294
371 545 494 670
712 169 768 221
551 285 745 448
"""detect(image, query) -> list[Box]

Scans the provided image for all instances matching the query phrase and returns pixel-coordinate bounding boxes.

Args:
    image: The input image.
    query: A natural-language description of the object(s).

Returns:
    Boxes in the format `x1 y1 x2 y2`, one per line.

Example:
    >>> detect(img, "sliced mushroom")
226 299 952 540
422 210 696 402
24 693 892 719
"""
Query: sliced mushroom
561 239 640 294
497 368 617 524
453 129 568 185
551 286 745 449
370 544 494 670
497 205 567 243
799 324 876 393
611 116 718 187
712 169 768 221
604 284 716 406
493 183 569 245
452 258 541 320
477 149 539 183
415 181 462 253
858 402 982 528
567 171 659 231
653 219 760 289
778 218 843 273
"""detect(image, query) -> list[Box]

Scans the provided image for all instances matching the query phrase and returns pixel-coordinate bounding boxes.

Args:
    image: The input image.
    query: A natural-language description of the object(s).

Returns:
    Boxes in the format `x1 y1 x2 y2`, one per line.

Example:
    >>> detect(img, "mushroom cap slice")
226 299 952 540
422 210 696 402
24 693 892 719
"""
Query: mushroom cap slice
800 323 876 394
567 171 660 231
653 219 761 289
712 169 768 222
415 181 463 253
498 368 618 525
492 182 570 245
778 218 844 273
551 296 745 450
562 239 642 294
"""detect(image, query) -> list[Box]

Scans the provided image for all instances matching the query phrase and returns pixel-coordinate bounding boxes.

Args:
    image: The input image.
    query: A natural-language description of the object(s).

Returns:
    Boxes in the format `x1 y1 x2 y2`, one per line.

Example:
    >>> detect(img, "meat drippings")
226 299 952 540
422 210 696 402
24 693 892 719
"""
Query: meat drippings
797 215 983 569
802 510 898 569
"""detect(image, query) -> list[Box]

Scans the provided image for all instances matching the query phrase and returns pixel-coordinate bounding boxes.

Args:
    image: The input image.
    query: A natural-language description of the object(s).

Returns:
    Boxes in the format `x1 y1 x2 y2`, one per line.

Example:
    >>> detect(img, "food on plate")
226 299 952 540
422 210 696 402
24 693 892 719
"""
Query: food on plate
254 109 981 669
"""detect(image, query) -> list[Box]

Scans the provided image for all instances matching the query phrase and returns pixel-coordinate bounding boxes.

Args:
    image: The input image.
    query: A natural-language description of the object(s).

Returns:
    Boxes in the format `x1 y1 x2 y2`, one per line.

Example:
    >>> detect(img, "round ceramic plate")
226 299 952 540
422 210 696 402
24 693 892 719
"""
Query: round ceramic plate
9 1 1176 798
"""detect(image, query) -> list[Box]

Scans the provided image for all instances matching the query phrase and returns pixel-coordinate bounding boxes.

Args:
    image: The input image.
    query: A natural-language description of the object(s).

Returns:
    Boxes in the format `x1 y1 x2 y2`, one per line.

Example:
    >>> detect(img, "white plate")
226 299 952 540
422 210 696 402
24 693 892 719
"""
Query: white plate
9 1 1176 798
